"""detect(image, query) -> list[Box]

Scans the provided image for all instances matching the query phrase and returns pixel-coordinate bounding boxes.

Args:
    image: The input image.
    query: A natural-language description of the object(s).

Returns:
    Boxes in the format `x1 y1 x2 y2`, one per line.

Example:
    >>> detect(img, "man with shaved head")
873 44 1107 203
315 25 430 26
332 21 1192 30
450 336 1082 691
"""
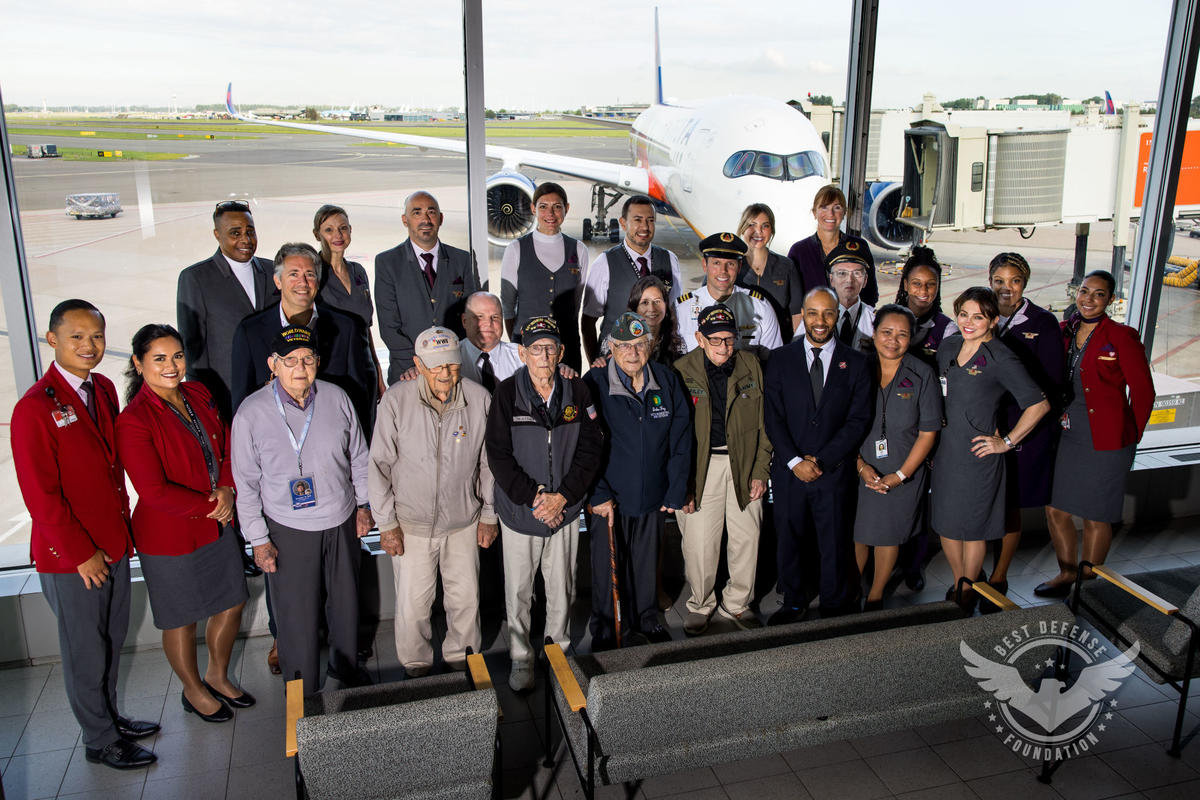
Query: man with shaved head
375 191 480 383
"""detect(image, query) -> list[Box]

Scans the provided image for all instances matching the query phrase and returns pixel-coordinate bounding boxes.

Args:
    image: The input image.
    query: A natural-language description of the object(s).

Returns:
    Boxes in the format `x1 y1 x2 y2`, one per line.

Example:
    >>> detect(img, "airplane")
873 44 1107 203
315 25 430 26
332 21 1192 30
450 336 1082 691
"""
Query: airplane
223 9 832 252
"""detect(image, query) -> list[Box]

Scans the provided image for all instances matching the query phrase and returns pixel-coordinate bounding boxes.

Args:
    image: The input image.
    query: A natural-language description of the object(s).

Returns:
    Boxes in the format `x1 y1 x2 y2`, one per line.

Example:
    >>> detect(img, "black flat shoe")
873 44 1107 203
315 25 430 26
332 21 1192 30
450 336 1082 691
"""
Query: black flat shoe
1033 581 1073 598
182 692 233 722
203 680 256 709
767 605 807 626
114 716 159 740
85 739 156 770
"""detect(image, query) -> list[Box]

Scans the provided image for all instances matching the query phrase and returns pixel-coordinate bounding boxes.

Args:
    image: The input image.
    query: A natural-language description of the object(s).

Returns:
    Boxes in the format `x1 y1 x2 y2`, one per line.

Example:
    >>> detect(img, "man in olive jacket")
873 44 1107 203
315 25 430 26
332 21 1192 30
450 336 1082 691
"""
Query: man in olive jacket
674 304 772 635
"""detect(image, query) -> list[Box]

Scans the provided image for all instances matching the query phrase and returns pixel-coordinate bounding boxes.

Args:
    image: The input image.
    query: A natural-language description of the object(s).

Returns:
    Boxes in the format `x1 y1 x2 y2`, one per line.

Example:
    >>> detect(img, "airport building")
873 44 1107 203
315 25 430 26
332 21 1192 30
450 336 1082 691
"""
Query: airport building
1 2 1200 798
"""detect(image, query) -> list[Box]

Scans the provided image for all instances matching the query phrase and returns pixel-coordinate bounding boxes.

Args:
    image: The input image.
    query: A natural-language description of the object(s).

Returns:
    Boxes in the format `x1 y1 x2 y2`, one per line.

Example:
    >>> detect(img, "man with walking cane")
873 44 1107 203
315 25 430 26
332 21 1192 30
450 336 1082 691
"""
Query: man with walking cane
583 312 691 650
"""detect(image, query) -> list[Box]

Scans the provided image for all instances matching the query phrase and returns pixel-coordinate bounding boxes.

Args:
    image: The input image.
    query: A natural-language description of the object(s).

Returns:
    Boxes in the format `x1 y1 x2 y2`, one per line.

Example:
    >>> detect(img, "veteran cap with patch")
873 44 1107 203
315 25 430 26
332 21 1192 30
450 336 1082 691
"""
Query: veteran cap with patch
699 231 748 259
698 304 738 336
272 325 318 358
415 326 462 368
610 311 649 342
521 316 561 346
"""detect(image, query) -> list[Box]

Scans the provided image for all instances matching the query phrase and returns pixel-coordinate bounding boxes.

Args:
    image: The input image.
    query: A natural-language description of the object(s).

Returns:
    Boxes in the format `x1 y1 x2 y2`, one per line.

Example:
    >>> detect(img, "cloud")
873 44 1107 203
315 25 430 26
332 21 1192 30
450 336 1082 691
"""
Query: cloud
807 60 835 75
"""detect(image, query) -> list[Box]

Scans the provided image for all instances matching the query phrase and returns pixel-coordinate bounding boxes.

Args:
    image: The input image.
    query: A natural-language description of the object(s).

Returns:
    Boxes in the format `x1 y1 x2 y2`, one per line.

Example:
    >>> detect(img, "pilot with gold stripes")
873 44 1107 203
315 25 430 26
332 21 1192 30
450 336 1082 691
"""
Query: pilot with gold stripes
676 232 782 356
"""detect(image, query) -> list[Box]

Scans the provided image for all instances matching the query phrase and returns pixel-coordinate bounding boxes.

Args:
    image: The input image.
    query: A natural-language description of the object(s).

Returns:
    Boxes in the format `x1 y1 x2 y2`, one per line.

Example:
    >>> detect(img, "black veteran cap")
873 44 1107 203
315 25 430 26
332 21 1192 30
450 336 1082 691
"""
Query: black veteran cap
522 316 561 346
610 311 649 341
272 326 318 357
699 231 748 259
698 304 738 336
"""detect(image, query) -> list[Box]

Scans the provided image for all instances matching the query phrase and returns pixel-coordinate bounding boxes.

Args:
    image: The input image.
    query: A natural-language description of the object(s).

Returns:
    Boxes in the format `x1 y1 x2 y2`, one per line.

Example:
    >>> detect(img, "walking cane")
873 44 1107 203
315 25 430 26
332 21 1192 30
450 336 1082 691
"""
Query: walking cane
606 514 622 648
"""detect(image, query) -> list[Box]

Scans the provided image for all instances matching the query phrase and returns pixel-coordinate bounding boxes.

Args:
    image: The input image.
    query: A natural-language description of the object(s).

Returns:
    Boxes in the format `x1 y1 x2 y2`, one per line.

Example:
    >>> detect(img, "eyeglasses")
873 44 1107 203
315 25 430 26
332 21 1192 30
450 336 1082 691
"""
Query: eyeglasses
831 269 866 281
705 335 736 348
277 354 317 368
215 200 250 212
613 340 649 353
526 344 559 356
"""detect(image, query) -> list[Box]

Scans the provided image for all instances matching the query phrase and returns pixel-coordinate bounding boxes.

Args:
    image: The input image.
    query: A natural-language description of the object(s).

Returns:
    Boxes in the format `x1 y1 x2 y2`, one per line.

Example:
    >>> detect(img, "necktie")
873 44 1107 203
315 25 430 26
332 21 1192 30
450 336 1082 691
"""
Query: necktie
80 380 97 422
809 348 824 407
839 311 854 345
421 252 435 290
636 256 649 278
479 351 496 392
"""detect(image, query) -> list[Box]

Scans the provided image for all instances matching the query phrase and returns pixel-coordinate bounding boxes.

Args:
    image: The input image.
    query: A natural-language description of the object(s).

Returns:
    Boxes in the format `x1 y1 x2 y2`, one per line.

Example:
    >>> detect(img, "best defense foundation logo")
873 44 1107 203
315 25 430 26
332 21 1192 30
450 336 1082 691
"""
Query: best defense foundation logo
960 620 1139 759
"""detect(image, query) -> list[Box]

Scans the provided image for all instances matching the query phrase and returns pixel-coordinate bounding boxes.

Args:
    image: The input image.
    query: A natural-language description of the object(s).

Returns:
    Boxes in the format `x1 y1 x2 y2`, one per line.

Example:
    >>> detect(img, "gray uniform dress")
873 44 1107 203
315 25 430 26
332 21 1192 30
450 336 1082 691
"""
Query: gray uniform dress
319 259 374 328
932 336 1044 541
854 354 944 546
1050 336 1136 522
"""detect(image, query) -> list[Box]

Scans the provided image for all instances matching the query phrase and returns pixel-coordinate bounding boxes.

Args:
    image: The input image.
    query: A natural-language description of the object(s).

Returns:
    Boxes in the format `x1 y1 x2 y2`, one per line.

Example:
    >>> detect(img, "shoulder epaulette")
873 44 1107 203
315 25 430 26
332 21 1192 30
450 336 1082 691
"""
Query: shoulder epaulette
676 292 693 303
745 288 766 301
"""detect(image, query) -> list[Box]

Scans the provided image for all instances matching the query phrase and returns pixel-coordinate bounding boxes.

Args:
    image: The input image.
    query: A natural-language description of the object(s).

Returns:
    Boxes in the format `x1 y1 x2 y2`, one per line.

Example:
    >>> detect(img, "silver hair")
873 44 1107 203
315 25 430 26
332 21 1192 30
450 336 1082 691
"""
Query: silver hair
273 242 323 281
465 290 502 315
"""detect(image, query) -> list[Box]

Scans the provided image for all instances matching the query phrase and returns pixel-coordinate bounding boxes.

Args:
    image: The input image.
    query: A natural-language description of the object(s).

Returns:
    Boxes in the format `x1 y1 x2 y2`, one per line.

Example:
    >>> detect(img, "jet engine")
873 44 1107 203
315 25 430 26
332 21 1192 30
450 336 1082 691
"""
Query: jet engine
861 181 915 250
486 171 536 246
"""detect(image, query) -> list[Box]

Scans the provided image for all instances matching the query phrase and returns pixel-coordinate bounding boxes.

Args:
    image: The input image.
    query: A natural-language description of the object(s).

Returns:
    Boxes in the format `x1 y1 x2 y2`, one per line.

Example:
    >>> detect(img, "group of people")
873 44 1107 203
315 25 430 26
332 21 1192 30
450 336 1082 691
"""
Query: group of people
10 181 1157 771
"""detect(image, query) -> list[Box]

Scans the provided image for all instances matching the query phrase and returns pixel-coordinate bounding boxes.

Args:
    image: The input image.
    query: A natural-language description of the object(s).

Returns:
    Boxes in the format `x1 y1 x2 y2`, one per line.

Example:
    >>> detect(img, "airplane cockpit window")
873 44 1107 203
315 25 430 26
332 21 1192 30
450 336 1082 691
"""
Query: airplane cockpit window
723 150 827 181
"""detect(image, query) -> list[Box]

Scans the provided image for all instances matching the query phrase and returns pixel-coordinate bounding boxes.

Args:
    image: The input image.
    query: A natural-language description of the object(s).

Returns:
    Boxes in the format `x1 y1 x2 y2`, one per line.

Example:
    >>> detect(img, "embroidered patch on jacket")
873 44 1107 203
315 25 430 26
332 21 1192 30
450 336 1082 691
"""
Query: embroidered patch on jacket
562 405 578 422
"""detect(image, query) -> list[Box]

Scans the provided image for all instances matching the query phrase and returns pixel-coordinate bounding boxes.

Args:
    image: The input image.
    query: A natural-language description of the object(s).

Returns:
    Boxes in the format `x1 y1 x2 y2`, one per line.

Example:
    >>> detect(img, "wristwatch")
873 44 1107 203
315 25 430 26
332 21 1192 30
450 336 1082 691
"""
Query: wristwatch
1002 435 1014 449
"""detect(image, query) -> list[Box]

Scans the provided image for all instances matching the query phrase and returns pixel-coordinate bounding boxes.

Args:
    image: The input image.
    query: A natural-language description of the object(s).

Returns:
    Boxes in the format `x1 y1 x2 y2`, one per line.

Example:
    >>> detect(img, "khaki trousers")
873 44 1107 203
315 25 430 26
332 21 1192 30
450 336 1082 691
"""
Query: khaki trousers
501 519 579 664
677 454 762 617
392 524 480 669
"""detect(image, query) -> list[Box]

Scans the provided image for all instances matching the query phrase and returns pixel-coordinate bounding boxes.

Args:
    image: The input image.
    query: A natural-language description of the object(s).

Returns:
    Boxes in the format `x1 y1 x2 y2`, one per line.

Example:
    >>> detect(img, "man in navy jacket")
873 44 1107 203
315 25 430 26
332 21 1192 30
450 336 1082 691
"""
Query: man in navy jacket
764 288 872 620
584 312 691 649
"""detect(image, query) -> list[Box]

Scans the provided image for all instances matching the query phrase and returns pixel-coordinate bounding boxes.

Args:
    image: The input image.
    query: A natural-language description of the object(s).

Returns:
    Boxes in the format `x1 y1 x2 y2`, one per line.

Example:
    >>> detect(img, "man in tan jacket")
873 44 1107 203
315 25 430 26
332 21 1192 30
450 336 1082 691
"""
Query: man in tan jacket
368 326 498 676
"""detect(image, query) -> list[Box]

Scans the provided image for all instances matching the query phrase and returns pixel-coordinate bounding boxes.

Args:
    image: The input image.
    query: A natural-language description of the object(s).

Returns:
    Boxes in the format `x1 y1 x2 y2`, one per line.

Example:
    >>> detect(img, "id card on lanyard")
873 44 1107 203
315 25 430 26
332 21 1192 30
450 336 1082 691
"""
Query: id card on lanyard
274 383 318 510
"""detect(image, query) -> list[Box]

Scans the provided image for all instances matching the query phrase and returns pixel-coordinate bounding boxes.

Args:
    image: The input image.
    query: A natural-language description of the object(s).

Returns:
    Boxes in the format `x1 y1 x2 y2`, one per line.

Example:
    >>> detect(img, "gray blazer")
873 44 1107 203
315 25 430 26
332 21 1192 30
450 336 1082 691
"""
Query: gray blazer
374 239 479 382
177 249 277 421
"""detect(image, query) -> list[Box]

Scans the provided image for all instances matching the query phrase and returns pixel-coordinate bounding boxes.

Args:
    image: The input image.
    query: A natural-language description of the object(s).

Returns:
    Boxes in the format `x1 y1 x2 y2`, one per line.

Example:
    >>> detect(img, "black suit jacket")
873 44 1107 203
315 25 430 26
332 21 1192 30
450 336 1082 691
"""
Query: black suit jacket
763 337 873 489
229 302 377 439
177 250 278 421
374 239 479 382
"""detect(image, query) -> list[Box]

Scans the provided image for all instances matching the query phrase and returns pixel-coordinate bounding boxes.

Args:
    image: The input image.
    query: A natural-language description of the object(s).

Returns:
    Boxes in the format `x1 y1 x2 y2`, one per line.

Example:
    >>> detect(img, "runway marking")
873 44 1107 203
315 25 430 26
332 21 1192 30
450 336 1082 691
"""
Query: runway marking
32 210 209 258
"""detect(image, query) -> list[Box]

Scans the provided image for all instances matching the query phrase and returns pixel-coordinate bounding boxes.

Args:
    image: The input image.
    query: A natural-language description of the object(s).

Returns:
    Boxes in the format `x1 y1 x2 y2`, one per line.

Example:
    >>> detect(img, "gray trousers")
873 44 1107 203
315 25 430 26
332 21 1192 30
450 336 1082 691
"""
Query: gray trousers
265 514 360 695
40 556 131 749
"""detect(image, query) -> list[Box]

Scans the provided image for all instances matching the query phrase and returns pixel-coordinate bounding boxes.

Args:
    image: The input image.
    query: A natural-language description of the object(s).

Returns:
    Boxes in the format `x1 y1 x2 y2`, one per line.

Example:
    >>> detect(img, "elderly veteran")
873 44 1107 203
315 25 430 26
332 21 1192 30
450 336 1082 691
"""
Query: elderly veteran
584 312 691 649
675 304 772 634
485 317 604 690
369 326 498 677
676 232 782 354
231 326 373 695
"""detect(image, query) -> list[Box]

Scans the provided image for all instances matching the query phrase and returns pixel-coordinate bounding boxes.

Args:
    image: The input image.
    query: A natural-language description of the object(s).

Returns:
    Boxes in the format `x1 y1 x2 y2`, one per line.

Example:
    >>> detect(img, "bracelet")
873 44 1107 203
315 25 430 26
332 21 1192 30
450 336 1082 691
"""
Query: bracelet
1002 435 1014 449
894 469 907 482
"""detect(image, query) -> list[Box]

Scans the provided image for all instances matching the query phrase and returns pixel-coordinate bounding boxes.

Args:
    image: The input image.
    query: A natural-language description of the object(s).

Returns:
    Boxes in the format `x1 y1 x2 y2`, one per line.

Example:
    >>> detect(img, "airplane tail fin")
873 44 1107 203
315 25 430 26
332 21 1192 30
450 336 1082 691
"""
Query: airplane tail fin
653 7 664 105
225 83 236 116
1105 90 1115 114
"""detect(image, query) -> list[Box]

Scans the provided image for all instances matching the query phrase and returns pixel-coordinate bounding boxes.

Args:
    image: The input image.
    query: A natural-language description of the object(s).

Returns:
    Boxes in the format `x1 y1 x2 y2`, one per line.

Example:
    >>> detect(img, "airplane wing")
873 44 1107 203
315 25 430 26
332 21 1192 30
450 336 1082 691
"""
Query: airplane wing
225 84 650 194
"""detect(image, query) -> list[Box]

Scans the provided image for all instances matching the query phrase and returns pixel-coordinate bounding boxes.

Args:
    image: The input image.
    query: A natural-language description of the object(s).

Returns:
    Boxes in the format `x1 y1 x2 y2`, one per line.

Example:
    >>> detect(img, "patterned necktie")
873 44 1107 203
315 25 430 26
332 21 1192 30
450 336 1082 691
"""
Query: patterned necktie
421 252 435 290
809 348 824 407
637 256 649 277
479 351 496 392
80 380 97 422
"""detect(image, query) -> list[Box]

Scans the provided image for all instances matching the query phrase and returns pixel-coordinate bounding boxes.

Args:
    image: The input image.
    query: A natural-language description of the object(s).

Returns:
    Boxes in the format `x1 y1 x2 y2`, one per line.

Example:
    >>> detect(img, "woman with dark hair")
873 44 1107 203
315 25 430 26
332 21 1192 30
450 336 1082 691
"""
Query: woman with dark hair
592 275 686 369
932 288 1049 609
786 184 879 306
895 246 957 365
313 204 385 398
736 203 803 341
1035 271 1156 597
987 252 1064 596
853 304 942 609
116 324 252 723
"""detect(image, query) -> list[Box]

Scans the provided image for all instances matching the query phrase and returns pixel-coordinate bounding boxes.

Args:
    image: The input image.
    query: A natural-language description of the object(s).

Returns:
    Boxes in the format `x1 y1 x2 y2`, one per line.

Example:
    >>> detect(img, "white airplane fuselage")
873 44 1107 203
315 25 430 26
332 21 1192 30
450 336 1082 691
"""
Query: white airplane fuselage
629 96 829 250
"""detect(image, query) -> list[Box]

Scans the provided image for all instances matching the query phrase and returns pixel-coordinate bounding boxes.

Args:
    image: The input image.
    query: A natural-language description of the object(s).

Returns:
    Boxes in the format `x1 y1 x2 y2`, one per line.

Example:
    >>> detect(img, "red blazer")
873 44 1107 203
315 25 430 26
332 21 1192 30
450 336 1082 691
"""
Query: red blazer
1063 315 1156 450
11 366 132 573
116 382 235 556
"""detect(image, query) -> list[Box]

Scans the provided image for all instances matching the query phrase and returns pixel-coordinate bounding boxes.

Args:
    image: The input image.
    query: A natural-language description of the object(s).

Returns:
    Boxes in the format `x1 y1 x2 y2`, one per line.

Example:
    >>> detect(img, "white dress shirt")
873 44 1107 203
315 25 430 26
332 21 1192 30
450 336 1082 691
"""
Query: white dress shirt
459 338 522 385
279 303 319 329
411 241 440 276
581 241 683 317
52 361 92 407
676 284 783 352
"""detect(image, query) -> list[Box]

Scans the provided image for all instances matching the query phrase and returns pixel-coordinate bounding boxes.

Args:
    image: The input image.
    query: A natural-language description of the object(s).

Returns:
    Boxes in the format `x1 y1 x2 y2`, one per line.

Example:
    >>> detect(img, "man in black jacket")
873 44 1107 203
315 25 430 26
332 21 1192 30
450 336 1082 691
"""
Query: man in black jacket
485 317 603 691
230 243 377 440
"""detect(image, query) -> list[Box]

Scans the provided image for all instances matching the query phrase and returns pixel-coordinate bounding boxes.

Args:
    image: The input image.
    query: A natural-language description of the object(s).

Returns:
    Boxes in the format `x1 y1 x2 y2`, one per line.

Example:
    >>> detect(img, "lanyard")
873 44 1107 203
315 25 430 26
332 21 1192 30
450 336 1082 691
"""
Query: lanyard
878 374 895 438
166 395 217 490
1067 326 1097 385
996 299 1026 338
273 382 316 476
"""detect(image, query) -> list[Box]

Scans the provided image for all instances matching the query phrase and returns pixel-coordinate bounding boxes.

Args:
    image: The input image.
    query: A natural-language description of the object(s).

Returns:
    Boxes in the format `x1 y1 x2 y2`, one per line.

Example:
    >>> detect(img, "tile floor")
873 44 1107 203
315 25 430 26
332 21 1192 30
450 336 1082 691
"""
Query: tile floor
2 519 1200 799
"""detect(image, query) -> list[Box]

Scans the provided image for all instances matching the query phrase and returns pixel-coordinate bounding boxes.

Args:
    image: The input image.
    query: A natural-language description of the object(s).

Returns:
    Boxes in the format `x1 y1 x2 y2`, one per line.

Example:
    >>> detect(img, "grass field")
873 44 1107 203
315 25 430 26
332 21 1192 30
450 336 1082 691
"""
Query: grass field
8 126 255 141
8 144 188 161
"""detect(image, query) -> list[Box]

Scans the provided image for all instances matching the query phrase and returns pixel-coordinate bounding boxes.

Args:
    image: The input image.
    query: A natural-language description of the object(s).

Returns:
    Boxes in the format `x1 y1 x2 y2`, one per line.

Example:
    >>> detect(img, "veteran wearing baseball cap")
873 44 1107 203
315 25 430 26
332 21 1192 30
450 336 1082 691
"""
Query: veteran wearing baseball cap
368 325 498 677
676 232 782 356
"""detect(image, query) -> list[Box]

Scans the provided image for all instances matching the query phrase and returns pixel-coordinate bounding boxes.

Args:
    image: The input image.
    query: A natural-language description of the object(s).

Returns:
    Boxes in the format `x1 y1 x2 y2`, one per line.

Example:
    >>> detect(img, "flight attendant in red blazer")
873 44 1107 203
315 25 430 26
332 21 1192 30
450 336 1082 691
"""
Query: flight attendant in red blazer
10 300 158 770
117 324 254 723
1036 271 1156 597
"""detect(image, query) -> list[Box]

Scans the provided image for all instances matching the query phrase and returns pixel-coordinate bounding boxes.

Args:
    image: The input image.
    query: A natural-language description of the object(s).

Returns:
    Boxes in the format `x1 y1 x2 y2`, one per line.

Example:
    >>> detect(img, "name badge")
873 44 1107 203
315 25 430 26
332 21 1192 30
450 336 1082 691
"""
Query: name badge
939 376 948 397
1060 412 1071 431
874 439 889 459
52 405 79 428
290 477 317 510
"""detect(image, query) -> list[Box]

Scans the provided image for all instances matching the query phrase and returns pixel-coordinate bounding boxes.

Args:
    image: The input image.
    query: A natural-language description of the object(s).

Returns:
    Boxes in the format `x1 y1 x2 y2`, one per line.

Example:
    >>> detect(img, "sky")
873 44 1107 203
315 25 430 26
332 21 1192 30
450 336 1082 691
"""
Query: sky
0 0 1176 111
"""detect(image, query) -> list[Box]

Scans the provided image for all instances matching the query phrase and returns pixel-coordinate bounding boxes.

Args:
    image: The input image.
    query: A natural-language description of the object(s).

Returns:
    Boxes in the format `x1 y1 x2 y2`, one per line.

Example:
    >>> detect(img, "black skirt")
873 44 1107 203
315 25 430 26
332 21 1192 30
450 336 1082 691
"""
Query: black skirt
139 526 248 629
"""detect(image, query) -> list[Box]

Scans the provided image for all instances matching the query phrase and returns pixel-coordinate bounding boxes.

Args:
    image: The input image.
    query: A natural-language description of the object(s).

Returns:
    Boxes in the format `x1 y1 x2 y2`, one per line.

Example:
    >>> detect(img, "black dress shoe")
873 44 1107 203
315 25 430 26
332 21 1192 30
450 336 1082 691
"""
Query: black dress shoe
242 551 263 577
767 605 807 626
904 573 925 592
85 739 157 769
590 634 617 653
203 681 256 709
642 625 672 644
1034 581 1072 598
114 716 159 740
182 692 233 722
